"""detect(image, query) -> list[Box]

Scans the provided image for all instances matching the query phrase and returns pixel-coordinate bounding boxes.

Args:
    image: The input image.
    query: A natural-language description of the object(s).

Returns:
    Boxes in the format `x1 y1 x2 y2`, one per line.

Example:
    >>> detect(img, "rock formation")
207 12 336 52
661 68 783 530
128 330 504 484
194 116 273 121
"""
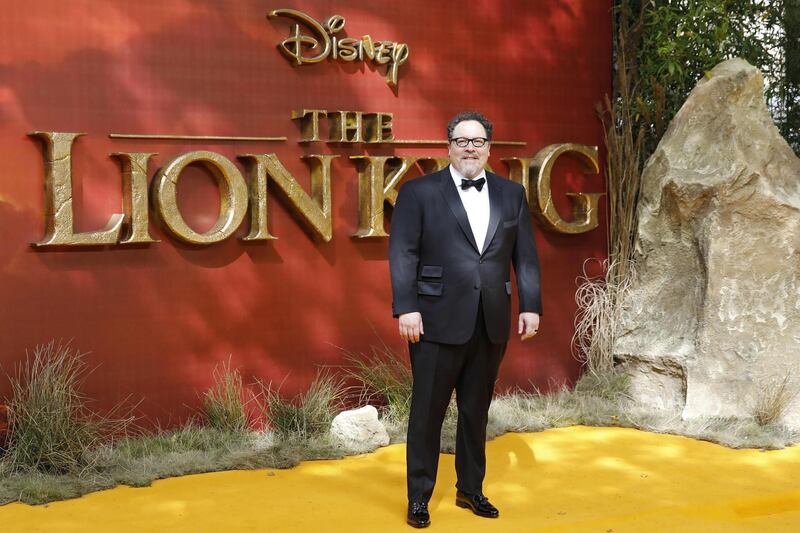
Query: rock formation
614 58 800 427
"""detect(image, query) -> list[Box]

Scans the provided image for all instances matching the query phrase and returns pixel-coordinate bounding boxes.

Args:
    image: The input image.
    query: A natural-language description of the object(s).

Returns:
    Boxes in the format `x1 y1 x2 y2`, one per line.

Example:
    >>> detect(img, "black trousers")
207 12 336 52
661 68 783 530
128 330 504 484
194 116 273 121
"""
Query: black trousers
406 304 506 502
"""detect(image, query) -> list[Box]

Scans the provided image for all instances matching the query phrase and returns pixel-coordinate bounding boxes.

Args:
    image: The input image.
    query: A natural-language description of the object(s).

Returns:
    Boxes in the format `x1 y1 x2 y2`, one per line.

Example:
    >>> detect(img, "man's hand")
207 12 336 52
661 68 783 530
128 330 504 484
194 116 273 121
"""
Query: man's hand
518 312 540 341
399 312 424 343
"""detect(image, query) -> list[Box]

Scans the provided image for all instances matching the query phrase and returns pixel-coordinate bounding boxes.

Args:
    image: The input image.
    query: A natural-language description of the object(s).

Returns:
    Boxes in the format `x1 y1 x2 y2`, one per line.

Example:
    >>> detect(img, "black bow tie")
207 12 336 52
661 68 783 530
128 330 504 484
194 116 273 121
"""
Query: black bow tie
461 177 486 192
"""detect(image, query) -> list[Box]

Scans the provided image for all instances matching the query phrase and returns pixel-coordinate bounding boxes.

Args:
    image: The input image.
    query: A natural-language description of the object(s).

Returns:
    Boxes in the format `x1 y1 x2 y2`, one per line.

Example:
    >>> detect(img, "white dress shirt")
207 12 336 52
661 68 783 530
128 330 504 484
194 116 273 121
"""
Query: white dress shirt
449 164 490 253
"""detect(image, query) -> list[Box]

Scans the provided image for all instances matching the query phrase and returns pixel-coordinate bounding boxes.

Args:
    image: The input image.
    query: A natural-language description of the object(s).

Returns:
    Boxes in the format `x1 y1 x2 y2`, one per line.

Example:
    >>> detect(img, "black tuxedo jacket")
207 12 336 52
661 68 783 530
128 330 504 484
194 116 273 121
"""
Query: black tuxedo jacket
389 168 542 345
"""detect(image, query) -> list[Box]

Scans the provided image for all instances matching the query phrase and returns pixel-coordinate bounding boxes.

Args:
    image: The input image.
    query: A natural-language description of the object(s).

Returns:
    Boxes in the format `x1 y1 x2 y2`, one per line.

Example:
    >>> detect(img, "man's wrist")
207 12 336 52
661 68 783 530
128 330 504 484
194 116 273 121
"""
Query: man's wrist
394 307 420 317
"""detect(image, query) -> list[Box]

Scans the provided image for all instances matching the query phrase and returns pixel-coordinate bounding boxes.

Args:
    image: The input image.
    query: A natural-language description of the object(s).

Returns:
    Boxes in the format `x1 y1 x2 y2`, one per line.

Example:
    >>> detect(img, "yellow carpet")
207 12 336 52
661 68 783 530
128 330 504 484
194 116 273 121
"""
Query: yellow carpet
2 426 800 532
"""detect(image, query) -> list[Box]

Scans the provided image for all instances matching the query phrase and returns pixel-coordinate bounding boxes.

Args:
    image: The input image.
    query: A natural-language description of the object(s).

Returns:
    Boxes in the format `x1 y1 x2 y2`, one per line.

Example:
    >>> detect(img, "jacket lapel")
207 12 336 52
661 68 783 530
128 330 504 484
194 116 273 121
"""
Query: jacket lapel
439 169 480 254
481 174 502 254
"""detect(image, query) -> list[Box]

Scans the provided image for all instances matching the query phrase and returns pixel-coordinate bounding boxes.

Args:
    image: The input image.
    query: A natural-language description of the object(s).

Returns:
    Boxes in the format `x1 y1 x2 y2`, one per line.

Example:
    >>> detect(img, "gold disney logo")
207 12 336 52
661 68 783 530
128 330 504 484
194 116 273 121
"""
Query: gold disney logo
268 8 410 87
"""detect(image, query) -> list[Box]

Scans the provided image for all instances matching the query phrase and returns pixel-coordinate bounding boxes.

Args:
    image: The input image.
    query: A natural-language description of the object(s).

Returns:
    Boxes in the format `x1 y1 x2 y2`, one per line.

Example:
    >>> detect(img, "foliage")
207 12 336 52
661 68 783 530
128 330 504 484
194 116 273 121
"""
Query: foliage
0 403 9 455
785 0 800 150
202 360 250 433
579 1 648 371
572 258 633 377
619 0 796 157
0 423 329 506
2 365 797 506
487 372 632 436
628 412 797 450
339 339 413 423
487 372 797 451
3 341 133 475
111 421 253 460
256 371 347 439
752 374 797 426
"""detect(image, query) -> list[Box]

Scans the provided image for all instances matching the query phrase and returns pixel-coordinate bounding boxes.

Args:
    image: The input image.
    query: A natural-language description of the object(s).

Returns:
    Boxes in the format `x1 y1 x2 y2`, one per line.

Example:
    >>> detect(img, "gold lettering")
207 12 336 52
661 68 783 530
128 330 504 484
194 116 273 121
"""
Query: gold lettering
112 152 159 244
360 35 376 61
387 44 410 87
152 151 248 245
241 153 275 241
351 156 408 237
269 10 410 88
365 112 394 143
417 157 451 174
374 41 392 65
329 111 363 143
529 144 603 234
325 15 346 33
268 9 331 65
29 131 124 247
337 37 359 61
502 157 537 191
292 109 328 142
352 156 448 238
239 154 337 241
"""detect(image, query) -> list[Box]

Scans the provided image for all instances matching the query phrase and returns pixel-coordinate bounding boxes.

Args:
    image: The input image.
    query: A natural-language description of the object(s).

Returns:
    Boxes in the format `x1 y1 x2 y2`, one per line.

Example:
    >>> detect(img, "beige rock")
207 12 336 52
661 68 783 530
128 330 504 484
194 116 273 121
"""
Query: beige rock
614 58 800 428
330 405 390 453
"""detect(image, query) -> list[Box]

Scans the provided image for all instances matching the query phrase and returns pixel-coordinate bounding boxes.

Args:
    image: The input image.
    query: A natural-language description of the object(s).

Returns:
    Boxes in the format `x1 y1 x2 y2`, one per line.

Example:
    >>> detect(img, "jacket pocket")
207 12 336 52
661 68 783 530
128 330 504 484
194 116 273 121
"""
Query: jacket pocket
418 280 443 296
420 265 443 278
505 281 512 295
503 220 518 229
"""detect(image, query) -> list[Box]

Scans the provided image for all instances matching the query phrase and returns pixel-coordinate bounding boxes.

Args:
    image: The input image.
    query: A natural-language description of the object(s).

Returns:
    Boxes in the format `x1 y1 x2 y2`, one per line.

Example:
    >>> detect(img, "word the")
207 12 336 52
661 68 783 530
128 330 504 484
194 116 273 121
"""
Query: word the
292 109 394 143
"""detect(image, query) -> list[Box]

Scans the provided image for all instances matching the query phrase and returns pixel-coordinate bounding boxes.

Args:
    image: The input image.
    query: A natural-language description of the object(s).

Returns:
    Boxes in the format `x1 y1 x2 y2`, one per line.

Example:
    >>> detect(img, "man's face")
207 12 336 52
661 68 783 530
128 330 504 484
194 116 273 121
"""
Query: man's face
448 120 490 179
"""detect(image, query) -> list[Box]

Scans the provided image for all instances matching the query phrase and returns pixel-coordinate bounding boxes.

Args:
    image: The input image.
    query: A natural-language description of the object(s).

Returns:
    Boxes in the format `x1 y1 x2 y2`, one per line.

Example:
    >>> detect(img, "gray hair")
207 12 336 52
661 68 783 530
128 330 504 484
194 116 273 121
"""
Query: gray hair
446 111 493 141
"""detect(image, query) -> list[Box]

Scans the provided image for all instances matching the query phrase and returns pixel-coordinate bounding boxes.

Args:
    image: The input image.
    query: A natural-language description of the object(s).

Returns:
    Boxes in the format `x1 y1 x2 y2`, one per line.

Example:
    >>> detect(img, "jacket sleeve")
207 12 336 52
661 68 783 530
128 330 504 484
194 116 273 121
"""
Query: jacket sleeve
388 182 422 317
512 187 543 315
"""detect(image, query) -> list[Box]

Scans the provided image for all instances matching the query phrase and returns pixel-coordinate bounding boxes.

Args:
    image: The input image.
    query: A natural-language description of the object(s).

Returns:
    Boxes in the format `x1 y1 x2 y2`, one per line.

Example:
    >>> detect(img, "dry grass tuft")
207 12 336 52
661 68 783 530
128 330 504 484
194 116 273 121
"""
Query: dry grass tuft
627 409 797 451
489 371 632 434
4 341 134 475
202 359 251 433
256 371 347 440
572 259 634 376
572 2 649 379
752 374 797 427
338 339 413 424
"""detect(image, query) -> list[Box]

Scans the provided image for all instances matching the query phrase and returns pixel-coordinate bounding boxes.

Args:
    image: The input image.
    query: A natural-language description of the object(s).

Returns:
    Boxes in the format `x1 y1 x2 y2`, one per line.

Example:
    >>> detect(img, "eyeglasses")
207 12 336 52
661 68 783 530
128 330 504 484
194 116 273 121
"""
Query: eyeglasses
449 137 488 148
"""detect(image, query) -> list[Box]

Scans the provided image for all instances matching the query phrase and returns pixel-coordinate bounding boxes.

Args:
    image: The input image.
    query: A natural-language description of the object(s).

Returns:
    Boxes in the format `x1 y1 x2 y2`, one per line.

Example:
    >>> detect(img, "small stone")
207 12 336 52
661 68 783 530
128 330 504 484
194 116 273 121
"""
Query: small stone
330 405 390 454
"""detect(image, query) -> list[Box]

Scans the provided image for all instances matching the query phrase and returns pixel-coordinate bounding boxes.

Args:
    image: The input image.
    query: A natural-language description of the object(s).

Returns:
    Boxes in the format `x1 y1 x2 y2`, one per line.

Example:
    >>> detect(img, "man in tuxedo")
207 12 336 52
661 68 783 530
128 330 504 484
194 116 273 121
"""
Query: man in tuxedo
389 111 542 528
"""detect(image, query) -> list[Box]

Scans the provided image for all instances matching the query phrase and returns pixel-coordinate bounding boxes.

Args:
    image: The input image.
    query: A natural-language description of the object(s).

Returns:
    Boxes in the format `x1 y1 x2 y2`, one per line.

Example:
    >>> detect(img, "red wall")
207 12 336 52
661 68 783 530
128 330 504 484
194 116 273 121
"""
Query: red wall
0 0 611 425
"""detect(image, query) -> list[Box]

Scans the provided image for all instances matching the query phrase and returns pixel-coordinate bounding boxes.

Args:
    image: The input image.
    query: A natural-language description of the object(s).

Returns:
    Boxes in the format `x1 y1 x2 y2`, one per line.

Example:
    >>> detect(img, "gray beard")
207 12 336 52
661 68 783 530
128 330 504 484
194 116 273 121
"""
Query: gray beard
456 161 483 179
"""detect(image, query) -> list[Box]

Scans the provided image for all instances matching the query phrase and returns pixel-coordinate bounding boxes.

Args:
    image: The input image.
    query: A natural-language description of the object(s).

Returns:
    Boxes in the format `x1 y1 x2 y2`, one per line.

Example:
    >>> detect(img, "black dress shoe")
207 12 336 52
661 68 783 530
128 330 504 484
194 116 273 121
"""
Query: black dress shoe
455 490 500 518
407 501 430 528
